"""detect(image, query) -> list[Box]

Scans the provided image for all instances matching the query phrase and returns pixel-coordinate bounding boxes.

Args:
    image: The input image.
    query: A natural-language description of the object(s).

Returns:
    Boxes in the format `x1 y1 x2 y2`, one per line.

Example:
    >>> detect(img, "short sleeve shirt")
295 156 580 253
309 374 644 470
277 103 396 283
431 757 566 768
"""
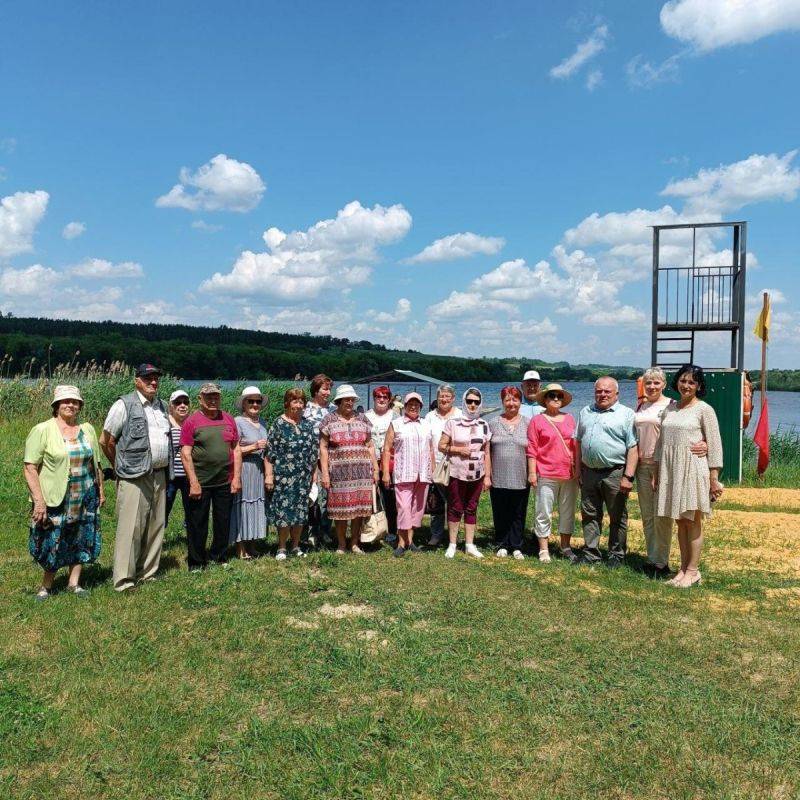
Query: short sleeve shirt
179 410 239 487
442 416 491 482
103 391 171 469
573 402 637 468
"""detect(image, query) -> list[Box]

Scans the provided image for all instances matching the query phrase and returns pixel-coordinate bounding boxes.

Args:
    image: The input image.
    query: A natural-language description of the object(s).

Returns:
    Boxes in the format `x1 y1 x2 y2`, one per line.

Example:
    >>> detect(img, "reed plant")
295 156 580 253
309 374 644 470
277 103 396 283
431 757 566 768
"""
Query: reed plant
742 426 800 487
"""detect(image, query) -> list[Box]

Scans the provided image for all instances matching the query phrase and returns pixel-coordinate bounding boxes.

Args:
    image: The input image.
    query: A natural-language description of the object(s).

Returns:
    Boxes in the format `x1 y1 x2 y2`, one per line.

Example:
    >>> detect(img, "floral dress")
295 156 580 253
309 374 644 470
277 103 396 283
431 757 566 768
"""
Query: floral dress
266 416 319 527
319 412 374 520
29 430 101 571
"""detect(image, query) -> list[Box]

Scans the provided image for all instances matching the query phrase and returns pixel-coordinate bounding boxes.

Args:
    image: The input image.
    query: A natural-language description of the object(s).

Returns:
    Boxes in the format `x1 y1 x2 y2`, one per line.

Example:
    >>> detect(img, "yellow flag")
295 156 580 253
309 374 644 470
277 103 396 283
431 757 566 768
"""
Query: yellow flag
753 292 771 342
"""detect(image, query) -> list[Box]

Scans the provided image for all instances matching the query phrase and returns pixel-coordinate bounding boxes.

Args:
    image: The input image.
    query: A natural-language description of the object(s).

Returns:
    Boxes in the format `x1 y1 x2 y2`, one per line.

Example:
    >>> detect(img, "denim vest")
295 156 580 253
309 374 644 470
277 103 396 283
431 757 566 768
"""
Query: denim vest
114 392 169 480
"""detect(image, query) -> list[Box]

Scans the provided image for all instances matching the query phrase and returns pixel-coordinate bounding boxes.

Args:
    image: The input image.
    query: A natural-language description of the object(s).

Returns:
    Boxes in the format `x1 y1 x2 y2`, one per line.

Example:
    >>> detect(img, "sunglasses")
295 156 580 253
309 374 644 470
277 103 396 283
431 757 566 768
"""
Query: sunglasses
546 392 564 400
174 400 189 406
465 398 480 406
246 399 262 405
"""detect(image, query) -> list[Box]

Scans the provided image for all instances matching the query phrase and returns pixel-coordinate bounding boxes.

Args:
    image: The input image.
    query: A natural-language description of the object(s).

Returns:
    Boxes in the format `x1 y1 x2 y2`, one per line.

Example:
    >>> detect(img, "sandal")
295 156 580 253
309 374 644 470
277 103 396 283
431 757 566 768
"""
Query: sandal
350 545 365 555
35 587 51 602
67 585 89 597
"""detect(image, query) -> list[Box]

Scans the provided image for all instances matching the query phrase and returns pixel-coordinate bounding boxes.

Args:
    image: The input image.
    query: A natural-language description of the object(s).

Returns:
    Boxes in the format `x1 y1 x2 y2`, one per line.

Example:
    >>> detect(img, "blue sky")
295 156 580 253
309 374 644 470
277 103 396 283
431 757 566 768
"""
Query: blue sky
1 0 799 367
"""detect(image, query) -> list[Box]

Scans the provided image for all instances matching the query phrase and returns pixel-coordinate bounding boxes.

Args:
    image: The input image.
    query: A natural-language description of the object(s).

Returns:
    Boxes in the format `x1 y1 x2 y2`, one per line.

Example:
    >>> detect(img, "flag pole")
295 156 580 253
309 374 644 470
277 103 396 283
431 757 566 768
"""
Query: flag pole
760 291 768 412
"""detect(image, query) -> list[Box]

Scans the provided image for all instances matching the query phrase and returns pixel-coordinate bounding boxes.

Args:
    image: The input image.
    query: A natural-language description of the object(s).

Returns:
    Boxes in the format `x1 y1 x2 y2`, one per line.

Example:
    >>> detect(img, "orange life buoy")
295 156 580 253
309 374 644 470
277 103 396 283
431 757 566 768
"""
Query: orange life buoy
742 374 753 428
636 376 645 404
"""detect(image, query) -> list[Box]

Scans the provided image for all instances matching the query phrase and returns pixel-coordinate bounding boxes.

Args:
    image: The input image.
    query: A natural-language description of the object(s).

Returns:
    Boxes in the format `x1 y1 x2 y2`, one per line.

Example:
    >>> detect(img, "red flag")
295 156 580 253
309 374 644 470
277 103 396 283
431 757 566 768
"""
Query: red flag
753 401 770 475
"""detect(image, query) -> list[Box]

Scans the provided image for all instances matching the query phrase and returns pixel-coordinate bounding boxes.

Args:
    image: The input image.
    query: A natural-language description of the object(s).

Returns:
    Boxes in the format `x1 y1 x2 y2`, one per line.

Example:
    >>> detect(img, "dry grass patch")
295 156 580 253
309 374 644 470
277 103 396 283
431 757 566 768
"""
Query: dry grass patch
723 487 800 511
317 602 375 619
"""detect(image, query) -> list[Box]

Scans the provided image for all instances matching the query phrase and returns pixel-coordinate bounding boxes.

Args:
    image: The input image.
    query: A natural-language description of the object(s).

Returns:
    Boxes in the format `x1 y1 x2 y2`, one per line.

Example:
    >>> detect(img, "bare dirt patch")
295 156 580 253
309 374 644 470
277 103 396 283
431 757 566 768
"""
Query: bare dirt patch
723 487 800 511
317 602 375 619
285 616 320 630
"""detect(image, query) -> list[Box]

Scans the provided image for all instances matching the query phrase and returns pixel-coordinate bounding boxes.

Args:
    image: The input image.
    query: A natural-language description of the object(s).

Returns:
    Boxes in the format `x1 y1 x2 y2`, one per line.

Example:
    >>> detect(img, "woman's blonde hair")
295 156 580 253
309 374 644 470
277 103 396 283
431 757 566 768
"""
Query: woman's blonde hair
642 367 667 384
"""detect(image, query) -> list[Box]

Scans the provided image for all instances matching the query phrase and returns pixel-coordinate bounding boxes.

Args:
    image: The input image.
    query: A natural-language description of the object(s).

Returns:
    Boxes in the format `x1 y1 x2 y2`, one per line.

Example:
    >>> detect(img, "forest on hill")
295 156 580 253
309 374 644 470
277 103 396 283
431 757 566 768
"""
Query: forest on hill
0 314 650 382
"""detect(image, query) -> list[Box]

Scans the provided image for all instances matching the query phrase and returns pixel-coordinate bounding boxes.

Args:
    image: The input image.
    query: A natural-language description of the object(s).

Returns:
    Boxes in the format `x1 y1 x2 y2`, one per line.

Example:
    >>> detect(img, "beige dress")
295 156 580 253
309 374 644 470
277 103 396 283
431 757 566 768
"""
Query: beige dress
655 400 723 520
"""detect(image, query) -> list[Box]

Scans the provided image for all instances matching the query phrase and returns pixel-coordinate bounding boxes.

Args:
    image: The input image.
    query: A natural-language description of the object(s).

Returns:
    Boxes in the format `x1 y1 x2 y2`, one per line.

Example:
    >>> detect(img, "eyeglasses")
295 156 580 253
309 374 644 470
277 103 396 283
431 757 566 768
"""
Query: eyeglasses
465 398 480 406
546 392 563 400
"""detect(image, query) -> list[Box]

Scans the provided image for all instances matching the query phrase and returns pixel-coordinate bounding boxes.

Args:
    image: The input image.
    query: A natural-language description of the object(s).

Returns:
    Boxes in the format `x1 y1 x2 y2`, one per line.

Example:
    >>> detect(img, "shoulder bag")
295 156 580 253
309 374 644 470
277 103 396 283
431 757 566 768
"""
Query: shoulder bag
360 485 388 544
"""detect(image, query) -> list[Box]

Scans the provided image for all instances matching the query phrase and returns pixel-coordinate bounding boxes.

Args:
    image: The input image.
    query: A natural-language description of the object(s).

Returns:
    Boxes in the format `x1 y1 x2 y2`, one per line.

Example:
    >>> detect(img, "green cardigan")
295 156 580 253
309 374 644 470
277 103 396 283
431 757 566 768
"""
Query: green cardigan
23 419 101 507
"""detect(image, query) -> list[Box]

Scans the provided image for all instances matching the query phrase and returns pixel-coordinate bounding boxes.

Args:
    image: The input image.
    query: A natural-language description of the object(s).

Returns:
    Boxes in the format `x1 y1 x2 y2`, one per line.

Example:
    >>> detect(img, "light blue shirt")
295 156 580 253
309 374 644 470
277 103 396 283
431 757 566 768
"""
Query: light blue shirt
573 402 637 468
519 399 545 420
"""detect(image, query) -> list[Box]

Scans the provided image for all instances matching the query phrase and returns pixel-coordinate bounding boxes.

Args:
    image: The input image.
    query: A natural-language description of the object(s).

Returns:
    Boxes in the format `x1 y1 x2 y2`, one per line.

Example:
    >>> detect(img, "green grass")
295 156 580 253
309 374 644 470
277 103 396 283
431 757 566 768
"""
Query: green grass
2 384 800 799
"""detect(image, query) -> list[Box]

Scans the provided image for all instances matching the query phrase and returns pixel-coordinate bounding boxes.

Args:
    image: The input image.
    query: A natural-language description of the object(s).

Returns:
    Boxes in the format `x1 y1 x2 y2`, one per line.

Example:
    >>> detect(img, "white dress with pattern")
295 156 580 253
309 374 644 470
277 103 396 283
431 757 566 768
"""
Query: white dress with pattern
655 400 723 521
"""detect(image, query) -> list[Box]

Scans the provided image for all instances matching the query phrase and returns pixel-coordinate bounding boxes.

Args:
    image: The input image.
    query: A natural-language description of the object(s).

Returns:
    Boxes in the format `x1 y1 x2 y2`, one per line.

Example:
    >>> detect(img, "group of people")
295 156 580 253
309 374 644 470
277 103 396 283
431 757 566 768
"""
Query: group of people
23 362 723 599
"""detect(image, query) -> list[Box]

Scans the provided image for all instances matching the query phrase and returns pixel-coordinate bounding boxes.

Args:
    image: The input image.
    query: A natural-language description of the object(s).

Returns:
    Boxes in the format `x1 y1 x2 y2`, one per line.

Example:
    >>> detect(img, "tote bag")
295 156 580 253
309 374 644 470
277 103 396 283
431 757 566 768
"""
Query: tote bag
360 485 388 543
432 456 450 487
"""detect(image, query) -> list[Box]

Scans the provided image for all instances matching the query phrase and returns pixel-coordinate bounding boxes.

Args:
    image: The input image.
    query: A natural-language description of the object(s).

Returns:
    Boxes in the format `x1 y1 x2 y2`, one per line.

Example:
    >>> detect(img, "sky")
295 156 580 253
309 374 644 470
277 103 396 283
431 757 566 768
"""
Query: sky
1 0 799 368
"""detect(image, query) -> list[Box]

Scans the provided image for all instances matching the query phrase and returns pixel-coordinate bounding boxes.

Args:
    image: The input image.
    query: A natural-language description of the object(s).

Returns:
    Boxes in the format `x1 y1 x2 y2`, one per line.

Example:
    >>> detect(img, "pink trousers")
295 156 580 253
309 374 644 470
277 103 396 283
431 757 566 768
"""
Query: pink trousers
394 481 429 529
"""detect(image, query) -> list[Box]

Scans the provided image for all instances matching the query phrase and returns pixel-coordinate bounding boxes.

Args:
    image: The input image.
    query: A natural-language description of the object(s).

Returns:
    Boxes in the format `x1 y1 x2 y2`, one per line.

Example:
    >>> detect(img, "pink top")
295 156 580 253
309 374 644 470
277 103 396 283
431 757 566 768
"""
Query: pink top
442 417 491 482
634 397 672 463
526 413 576 480
390 416 433 484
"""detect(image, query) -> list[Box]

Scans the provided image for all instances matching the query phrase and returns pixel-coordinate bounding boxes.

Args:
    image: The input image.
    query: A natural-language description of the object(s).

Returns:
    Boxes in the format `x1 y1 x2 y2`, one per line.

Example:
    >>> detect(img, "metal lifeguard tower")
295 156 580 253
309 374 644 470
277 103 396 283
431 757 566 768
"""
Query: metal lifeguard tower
651 221 747 482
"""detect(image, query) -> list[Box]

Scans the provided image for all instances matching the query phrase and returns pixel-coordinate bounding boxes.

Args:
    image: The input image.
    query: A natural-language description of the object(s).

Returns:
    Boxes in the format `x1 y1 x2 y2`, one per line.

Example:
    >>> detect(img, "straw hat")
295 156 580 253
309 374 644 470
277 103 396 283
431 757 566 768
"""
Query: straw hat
236 385 264 410
51 385 84 407
535 382 573 407
333 384 359 403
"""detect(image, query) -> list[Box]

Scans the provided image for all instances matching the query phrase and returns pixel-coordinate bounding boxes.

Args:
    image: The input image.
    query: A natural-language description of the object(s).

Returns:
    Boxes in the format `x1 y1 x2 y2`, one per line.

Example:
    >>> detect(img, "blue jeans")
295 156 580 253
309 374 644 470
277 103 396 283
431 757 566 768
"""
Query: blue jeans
165 476 189 527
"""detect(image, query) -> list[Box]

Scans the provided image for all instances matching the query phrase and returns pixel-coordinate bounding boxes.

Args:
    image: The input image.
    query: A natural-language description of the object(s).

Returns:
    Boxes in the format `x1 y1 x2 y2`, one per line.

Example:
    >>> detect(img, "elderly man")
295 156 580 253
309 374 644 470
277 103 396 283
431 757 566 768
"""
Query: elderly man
573 376 638 568
180 383 242 569
519 369 545 420
101 363 172 591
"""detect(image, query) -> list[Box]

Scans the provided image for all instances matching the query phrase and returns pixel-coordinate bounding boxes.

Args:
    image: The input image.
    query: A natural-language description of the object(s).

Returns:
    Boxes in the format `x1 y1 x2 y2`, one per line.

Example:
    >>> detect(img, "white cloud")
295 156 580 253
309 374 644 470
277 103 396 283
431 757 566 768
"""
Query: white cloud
564 205 684 247
62 221 86 240
240 306 354 337
661 0 800 52
201 200 411 302
156 154 265 212
368 297 411 324
0 190 49 259
586 69 604 91
549 24 609 79
0 264 59 296
191 220 223 233
626 54 682 88
404 232 505 264
427 290 515 320
471 258 568 301
68 258 144 279
661 150 800 215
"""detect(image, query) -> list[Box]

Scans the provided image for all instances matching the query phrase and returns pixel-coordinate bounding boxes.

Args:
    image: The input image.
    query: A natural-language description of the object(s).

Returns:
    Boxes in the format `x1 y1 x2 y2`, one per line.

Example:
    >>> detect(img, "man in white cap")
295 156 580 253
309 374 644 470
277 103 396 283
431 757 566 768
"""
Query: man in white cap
519 370 545 421
100 363 171 591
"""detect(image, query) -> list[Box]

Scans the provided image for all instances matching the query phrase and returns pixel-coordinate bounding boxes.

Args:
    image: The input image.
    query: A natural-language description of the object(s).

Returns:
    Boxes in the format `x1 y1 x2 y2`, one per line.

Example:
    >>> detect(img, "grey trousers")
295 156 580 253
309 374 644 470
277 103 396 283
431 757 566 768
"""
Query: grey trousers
580 464 628 562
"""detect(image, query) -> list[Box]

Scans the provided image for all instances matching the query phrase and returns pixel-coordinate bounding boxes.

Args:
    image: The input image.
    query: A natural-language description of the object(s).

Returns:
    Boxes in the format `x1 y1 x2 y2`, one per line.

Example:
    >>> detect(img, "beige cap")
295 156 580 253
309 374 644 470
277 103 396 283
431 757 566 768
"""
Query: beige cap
51 384 84 406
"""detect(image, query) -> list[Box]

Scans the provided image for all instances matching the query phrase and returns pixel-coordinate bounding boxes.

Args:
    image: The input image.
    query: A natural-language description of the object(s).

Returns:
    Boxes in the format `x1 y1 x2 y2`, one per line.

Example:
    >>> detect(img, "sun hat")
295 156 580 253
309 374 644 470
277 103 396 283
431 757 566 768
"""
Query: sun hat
236 385 264 410
522 370 541 382
198 382 222 396
403 391 423 405
333 384 359 403
169 389 190 404
535 383 573 408
51 384 84 407
135 363 163 378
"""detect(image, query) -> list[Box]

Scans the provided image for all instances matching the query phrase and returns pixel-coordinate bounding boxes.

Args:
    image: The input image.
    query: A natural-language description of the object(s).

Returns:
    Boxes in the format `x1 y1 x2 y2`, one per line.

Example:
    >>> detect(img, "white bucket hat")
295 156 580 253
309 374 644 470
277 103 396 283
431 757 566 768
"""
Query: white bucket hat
333 384 359 403
236 385 264 410
51 384 84 407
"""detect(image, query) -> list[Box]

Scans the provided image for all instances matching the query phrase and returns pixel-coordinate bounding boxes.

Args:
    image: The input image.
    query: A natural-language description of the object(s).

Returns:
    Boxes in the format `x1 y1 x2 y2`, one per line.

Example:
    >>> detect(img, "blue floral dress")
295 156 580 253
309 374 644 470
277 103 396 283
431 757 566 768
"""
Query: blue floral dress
266 416 319 527
29 430 101 571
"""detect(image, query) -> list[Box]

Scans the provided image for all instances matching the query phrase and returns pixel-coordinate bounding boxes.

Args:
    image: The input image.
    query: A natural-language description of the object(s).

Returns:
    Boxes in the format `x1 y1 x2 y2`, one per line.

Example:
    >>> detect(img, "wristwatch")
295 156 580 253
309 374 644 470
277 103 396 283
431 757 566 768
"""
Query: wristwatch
623 473 635 482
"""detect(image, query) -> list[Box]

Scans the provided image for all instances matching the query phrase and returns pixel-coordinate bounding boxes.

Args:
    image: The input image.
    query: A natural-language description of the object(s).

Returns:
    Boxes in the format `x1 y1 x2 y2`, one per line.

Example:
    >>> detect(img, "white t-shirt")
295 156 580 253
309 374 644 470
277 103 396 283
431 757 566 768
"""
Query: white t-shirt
365 408 397 456
425 407 463 462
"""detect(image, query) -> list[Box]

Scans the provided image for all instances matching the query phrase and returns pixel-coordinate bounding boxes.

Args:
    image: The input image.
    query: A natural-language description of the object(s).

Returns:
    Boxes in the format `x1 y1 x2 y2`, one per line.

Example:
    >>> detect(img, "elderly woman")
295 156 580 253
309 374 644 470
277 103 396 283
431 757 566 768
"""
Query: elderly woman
488 386 529 560
303 373 334 548
527 383 578 563
382 392 435 557
229 386 268 559
265 388 319 560
654 365 723 588
23 385 105 599
366 385 398 544
635 367 708 578
439 388 492 559
320 384 379 554
424 383 462 547
165 388 191 525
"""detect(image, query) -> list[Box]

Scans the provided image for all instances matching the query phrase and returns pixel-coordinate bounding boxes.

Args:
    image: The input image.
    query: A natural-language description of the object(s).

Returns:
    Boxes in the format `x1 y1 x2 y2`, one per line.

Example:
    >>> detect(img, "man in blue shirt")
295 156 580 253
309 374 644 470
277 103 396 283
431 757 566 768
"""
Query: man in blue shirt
519 369 545 420
573 376 638 567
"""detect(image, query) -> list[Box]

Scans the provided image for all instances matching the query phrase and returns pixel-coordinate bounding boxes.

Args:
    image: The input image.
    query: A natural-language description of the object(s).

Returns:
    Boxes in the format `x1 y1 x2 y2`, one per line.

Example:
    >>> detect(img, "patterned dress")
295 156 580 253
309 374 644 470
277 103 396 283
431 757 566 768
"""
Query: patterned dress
229 417 268 543
29 430 101 571
266 416 319 527
319 412 374 520
655 400 723 521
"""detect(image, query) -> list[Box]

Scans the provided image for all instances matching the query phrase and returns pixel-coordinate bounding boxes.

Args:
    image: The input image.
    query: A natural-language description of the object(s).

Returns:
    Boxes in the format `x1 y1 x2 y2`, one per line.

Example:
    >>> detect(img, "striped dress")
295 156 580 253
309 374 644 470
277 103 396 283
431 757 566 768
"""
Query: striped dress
319 412 374 520
229 417 268 543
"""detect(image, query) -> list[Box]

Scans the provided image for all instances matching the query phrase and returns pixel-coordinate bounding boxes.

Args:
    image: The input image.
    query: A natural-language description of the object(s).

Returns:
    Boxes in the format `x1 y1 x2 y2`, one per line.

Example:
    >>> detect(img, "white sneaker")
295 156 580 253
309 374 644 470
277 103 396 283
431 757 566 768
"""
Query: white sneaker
275 549 287 561
465 543 484 559
512 550 525 560
496 548 508 558
538 550 551 563
445 544 457 559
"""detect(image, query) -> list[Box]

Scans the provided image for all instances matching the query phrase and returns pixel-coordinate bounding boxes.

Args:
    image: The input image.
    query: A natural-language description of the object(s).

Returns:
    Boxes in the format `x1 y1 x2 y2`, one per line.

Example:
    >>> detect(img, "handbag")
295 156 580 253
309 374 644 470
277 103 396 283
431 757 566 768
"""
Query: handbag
425 483 445 515
432 456 451 487
360 485 388 543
